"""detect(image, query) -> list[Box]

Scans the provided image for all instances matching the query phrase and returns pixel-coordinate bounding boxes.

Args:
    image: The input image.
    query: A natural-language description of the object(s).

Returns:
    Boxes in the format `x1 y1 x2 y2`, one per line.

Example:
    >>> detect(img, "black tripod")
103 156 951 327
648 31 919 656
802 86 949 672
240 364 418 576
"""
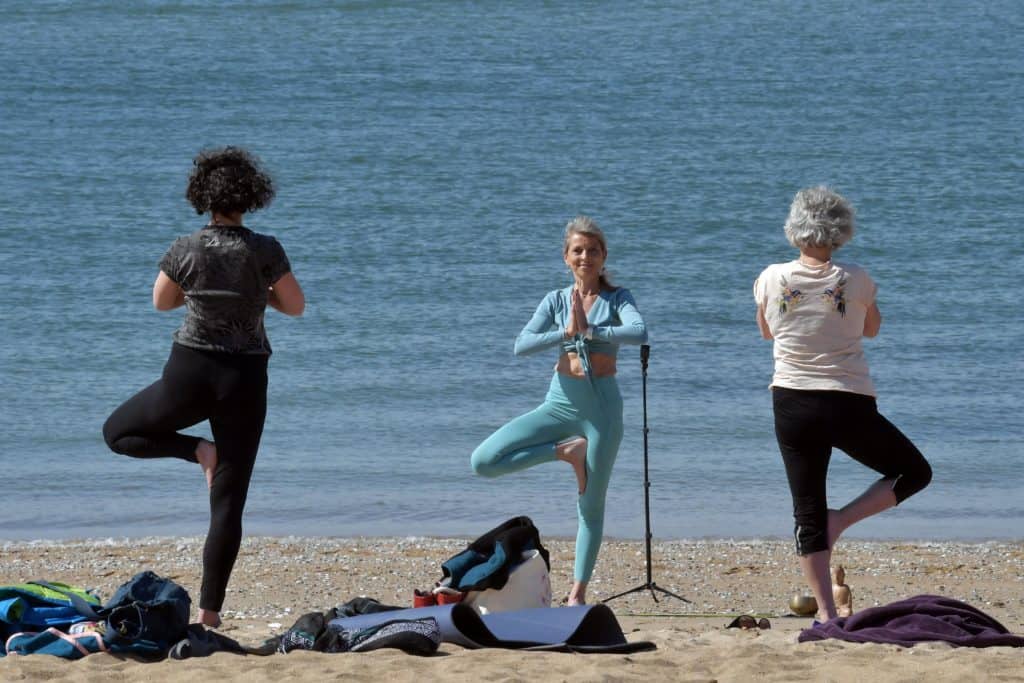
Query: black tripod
604 344 690 604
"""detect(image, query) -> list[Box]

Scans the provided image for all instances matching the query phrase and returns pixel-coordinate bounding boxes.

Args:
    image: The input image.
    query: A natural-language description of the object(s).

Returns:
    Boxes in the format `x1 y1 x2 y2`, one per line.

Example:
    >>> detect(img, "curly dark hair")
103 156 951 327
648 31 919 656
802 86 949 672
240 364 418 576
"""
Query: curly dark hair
185 146 275 215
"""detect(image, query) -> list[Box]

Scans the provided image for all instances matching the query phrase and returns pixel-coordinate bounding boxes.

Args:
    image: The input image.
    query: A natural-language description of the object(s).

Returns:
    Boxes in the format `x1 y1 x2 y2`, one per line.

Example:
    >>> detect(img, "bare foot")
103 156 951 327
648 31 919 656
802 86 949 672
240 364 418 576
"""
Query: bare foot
195 439 217 490
827 509 843 549
197 608 221 628
556 438 588 495
567 581 587 606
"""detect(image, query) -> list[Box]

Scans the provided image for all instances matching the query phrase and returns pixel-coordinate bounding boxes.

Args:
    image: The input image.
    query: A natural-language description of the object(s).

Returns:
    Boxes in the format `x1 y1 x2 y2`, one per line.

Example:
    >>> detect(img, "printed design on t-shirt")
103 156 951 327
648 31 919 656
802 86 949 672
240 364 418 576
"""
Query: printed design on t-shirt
821 274 848 317
776 275 803 314
162 227 290 353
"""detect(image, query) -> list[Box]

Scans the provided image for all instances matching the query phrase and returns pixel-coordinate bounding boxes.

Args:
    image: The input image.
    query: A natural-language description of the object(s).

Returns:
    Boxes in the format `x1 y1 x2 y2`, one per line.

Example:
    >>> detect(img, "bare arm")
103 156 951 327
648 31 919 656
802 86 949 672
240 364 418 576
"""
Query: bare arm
863 301 881 337
268 272 305 316
756 304 773 340
153 271 185 310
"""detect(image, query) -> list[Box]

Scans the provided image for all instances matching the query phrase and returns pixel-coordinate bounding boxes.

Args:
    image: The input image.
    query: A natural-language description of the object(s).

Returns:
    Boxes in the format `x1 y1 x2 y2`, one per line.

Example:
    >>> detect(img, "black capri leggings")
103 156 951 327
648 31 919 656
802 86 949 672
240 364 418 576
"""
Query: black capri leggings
103 343 269 612
772 387 932 556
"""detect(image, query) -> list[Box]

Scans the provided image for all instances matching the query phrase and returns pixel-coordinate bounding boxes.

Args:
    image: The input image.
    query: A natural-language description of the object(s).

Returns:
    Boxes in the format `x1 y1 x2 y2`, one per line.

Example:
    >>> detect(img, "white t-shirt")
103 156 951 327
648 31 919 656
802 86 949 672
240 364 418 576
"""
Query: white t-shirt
753 260 877 397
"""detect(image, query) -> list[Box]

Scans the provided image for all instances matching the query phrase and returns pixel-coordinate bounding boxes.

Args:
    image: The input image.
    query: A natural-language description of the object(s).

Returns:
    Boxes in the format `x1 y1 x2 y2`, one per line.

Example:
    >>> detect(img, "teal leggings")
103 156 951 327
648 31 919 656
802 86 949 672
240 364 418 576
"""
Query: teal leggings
470 373 623 582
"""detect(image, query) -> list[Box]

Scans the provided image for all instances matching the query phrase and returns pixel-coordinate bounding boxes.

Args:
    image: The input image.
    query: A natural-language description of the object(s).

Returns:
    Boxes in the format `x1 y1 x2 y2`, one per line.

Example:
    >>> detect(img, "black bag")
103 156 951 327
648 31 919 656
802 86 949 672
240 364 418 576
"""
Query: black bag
40 570 191 658
102 570 191 650
440 516 550 592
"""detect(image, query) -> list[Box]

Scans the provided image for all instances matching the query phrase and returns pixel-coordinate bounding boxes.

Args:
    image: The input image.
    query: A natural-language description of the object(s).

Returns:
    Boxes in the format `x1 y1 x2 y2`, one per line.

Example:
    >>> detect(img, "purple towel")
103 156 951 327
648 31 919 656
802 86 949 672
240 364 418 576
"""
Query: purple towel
799 594 1024 648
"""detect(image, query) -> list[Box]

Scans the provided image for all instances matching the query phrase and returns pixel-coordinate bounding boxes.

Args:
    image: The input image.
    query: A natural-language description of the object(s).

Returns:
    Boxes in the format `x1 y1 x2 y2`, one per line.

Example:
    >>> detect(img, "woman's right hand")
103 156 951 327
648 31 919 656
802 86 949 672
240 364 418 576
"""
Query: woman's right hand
565 288 587 338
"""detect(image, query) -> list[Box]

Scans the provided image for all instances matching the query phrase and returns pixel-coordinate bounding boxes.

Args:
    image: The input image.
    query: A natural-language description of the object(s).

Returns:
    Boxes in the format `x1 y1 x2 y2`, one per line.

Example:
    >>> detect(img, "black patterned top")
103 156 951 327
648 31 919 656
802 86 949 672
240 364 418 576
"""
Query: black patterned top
159 225 292 355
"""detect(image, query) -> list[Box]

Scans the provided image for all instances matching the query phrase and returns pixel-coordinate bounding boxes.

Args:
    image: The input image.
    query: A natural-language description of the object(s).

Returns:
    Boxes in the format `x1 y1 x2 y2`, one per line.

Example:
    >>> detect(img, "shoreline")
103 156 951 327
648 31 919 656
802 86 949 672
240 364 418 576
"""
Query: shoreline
2 536 1022 681
5 531 1023 544
2 536 1021 619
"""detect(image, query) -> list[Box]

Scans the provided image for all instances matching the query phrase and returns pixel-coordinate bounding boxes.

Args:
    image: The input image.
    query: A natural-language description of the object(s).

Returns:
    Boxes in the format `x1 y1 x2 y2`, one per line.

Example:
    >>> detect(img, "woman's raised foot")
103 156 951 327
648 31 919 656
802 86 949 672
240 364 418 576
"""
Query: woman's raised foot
556 438 588 495
195 439 218 490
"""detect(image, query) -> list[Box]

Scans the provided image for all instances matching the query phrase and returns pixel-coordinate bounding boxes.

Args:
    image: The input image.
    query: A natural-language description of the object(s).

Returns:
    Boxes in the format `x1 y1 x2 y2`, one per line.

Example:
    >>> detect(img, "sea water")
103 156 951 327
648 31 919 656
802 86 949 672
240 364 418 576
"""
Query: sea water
1 0 1021 542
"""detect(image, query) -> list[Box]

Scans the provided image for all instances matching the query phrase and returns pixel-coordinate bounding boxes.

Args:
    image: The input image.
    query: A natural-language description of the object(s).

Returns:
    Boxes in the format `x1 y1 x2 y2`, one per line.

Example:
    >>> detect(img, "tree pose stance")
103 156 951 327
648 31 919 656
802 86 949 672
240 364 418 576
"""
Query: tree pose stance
754 187 931 622
103 147 305 627
471 216 648 605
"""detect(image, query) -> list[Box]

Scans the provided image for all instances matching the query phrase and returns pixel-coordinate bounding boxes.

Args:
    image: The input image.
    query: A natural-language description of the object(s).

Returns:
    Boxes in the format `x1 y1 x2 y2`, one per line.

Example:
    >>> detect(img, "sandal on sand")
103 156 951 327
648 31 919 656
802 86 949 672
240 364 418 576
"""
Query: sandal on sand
727 615 771 630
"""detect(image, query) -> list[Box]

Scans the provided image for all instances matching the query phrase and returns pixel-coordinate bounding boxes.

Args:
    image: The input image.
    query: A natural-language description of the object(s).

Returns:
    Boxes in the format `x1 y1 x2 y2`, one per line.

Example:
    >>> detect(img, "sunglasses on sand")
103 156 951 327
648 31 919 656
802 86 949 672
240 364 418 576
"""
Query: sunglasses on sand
726 615 772 630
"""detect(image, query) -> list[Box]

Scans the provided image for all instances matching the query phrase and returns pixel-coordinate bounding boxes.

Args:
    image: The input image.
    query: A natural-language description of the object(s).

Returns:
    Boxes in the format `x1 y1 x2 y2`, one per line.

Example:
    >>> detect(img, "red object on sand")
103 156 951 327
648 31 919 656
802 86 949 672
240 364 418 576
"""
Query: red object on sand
436 591 464 605
413 589 436 608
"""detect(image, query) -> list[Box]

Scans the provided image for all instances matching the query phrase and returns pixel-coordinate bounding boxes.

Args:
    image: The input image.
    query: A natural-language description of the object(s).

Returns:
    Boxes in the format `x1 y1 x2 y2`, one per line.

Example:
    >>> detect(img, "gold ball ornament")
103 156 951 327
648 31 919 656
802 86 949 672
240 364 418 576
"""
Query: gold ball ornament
789 594 818 616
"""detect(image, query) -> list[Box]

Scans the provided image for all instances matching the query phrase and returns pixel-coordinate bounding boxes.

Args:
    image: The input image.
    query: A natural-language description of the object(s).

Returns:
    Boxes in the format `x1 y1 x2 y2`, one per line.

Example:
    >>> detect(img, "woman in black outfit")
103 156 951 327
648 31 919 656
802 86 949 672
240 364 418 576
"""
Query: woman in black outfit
103 147 305 627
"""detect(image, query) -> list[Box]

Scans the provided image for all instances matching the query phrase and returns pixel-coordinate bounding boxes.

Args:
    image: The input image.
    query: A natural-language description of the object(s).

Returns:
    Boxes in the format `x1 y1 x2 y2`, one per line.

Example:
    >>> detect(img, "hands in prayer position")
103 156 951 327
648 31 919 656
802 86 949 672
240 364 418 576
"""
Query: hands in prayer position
565 287 590 338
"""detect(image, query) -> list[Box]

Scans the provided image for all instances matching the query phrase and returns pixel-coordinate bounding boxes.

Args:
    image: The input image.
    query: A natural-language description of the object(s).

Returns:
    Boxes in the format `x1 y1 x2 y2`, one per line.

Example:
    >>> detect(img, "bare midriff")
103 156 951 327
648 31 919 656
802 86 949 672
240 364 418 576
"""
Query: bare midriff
556 352 617 378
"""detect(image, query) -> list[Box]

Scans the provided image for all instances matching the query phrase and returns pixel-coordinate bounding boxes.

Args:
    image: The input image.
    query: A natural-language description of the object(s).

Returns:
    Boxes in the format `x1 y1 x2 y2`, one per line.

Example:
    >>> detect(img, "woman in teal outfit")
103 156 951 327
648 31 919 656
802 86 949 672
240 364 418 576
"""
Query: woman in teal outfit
471 216 648 605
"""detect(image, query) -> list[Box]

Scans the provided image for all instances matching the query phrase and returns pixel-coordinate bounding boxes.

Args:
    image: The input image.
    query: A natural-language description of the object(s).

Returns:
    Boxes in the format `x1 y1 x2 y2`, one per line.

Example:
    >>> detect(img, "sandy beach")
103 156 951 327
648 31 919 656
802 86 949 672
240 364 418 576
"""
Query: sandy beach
2 535 1022 681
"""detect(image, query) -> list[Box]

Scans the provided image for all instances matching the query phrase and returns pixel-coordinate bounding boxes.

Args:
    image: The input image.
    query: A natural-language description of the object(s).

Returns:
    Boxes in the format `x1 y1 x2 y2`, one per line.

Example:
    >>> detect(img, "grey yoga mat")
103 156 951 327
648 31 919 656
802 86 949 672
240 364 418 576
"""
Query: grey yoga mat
328 603 656 654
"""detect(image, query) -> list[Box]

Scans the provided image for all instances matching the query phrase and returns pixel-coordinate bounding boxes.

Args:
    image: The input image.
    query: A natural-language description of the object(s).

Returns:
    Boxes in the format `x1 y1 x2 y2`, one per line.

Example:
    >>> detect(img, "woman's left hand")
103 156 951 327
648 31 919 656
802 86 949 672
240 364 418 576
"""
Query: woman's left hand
567 288 589 338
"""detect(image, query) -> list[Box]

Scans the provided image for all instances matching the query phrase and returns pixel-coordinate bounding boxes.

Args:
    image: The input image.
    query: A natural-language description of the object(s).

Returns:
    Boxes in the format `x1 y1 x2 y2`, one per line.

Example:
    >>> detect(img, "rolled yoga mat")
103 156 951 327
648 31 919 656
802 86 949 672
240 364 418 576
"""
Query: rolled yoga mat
329 603 656 654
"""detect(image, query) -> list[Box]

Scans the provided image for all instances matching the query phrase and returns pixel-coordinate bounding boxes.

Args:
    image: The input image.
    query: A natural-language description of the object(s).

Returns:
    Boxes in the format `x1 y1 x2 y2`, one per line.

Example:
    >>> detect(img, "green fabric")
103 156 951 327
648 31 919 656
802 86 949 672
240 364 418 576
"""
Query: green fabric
0 581 101 607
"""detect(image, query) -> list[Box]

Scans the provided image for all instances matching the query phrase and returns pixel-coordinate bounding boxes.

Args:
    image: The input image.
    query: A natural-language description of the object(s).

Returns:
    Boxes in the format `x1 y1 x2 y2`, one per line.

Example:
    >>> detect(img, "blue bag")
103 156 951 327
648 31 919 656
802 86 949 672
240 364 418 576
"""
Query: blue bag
5 628 107 659
0 581 102 653
27 571 192 659
100 570 192 658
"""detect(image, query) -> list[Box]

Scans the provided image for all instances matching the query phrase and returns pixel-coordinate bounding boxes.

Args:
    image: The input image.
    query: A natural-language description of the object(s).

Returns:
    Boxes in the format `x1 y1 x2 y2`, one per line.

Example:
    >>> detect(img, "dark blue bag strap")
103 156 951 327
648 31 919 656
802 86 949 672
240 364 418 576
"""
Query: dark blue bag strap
27 581 103 620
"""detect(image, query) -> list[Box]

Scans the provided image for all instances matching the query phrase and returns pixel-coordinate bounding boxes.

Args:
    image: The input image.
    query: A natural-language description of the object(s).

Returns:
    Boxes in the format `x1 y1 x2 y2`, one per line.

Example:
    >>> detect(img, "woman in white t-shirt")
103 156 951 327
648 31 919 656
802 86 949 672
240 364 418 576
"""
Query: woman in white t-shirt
753 186 931 623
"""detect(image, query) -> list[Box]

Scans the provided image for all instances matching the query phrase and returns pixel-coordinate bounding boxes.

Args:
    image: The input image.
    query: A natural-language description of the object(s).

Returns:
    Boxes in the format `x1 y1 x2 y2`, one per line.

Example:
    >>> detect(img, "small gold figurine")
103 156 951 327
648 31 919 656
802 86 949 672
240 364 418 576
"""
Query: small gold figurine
832 565 853 617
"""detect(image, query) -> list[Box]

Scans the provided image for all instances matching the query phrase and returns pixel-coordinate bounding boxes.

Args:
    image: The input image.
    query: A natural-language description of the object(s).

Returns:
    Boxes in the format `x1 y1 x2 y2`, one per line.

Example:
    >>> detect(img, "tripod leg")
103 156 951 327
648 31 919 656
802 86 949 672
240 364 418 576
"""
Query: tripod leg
602 583 649 603
652 583 691 603
603 582 691 604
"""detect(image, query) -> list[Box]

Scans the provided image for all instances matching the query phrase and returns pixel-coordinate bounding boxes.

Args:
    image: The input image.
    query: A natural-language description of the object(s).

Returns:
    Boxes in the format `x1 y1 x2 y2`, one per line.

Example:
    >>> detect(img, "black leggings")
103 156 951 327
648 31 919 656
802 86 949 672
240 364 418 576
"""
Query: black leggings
772 387 932 556
103 343 269 612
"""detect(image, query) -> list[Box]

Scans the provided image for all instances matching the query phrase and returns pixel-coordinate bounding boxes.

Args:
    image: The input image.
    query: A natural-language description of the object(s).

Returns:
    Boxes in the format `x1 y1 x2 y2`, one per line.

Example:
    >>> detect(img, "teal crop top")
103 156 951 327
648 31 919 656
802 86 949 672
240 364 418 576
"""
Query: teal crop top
514 286 648 374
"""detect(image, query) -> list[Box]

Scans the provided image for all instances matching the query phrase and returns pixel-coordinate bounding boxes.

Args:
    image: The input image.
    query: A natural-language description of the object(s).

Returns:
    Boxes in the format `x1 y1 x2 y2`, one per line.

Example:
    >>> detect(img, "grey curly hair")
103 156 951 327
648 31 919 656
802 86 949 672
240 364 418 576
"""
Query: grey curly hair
783 186 856 250
564 215 614 289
